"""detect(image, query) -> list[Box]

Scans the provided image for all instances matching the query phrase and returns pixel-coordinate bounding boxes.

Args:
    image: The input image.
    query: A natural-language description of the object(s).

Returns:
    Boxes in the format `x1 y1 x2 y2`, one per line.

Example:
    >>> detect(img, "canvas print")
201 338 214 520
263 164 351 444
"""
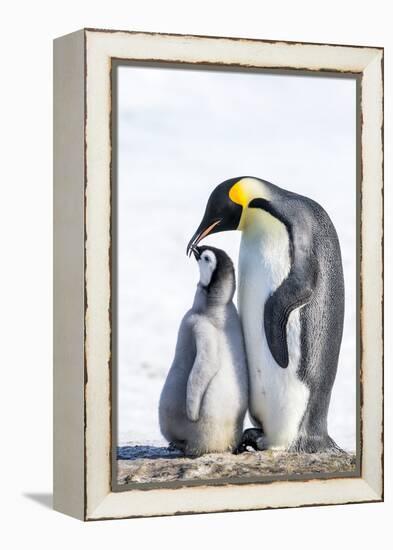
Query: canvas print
113 63 358 489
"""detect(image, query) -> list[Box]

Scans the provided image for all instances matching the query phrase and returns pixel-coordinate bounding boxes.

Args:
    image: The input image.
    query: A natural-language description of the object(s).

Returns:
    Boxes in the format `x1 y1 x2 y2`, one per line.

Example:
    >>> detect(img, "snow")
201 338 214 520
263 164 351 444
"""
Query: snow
116 65 357 452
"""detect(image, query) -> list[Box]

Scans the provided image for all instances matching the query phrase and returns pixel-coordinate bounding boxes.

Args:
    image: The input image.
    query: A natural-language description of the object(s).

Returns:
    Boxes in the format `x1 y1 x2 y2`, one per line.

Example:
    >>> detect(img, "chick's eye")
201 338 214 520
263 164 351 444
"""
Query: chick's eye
204 256 210 262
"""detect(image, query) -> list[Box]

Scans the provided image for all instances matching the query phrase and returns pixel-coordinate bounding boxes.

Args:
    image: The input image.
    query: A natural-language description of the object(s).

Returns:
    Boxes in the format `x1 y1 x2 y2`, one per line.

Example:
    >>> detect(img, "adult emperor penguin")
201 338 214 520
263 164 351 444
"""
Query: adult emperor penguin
187 177 345 453
159 245 248 457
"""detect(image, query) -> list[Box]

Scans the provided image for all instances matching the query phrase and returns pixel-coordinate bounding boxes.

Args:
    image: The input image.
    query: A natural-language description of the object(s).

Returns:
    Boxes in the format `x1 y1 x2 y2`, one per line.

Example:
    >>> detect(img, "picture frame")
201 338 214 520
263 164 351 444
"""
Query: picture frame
53 28 383 521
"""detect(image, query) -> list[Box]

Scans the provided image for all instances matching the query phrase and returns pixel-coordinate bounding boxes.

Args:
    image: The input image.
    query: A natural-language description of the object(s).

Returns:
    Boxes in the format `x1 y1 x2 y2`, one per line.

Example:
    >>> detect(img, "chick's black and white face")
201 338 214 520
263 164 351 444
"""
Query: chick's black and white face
198 250 217 287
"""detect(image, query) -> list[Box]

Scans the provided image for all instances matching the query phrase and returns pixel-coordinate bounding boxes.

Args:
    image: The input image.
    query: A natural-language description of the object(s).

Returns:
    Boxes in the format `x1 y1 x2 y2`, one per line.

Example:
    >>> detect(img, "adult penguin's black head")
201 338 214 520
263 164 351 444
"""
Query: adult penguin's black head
187 176 264 255
186 177 245 256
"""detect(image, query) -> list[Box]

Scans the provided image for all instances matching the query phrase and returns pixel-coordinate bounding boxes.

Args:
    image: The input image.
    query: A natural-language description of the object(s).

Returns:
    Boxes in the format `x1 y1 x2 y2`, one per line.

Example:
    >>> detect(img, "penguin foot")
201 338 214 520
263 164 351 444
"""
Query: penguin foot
168 440 186 453
235 428 267 453
289 434 345 454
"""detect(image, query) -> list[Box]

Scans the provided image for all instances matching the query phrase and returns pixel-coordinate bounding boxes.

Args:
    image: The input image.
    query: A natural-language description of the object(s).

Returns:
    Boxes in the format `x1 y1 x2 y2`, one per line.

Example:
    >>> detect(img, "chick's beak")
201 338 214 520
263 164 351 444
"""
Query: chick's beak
191 245 201 261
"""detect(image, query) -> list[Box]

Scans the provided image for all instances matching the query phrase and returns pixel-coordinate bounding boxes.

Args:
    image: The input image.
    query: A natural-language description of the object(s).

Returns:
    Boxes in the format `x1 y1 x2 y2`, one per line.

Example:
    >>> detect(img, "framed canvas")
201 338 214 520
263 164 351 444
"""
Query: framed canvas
53 28 384 521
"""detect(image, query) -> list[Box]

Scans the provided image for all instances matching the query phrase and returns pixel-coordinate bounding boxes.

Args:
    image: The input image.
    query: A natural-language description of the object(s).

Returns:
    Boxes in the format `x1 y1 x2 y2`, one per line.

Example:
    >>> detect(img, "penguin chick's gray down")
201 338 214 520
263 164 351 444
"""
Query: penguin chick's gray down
159 246 248 457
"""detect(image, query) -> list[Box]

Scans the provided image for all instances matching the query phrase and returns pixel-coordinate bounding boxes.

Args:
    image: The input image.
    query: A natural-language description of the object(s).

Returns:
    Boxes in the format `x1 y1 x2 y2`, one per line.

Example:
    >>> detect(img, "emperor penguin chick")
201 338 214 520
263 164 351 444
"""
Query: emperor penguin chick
159 245 248 457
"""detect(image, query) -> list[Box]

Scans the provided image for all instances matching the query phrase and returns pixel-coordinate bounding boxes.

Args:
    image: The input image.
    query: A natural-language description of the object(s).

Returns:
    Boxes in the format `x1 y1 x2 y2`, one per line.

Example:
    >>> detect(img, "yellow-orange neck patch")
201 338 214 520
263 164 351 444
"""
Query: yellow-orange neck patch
229 180 247 206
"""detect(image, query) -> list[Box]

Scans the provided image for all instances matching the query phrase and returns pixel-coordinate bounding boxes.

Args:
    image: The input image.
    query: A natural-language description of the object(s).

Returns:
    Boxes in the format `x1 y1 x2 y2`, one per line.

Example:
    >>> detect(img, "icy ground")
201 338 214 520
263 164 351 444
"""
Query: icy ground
117 446 356 485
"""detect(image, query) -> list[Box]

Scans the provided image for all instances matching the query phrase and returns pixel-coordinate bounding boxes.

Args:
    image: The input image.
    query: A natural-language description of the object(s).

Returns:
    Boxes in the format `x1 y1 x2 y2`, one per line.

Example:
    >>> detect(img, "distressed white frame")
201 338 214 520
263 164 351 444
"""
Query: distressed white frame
53 29 383 521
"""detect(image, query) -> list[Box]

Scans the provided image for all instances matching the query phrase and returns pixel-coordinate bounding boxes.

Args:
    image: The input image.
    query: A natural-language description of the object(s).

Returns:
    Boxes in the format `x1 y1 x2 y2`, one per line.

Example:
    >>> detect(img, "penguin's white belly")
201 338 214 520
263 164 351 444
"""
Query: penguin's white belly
238 221 309 450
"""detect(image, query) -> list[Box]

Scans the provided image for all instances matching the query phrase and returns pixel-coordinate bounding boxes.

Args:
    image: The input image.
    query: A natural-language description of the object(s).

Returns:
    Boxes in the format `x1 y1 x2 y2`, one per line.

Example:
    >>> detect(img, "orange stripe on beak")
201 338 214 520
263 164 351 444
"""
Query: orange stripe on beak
194 220 221 245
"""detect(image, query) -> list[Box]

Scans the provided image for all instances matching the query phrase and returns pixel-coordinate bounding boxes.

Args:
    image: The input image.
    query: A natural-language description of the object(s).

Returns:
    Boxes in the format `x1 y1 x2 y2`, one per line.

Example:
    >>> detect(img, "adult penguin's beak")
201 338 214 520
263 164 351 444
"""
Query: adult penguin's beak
186 220 221 257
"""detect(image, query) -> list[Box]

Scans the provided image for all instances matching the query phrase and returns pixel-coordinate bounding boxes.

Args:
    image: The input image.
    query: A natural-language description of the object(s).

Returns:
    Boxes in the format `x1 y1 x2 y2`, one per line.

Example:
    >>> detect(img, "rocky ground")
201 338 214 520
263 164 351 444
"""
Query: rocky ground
117 445 357 485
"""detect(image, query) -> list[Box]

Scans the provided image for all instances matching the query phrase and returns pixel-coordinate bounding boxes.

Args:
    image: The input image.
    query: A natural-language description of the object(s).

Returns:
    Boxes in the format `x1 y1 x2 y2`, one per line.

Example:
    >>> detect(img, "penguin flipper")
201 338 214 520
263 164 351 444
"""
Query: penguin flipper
186 324 219 422
264 264 316 368
249 196 319 369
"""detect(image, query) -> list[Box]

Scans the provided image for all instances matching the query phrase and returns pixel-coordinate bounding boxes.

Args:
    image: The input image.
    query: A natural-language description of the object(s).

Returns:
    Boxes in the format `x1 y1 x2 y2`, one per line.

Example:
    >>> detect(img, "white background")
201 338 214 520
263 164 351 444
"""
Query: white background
1 1 391 549
117 66 357 450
